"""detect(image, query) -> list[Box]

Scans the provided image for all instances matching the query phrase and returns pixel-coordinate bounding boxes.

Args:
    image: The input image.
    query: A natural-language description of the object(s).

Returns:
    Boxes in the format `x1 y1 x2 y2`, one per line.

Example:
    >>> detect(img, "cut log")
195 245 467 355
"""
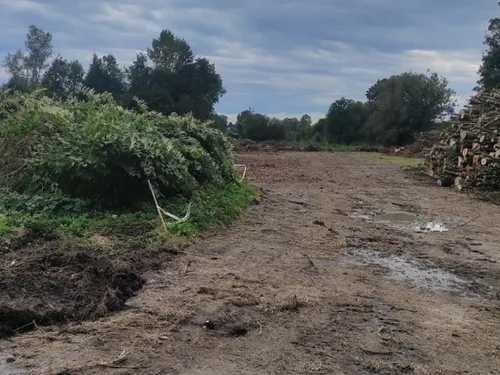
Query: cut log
472 155 481 168
454 176 464 191
459 109 470 121
460 130 475 142
437 178 453 187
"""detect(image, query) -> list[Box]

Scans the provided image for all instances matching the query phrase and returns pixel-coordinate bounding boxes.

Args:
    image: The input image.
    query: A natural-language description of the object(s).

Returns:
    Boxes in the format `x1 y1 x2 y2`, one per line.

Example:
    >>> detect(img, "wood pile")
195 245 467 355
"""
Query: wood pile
424 89 500 191
419 129 442 154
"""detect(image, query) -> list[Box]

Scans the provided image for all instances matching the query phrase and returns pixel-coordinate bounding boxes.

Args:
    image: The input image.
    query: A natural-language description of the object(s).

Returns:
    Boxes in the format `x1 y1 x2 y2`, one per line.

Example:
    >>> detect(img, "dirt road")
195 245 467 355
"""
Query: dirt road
2 151 500 375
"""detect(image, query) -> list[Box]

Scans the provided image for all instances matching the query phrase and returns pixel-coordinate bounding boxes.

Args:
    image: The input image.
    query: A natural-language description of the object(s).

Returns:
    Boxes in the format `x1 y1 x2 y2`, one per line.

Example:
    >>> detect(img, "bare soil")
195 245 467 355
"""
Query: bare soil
2 151 500 375
0 235 179 339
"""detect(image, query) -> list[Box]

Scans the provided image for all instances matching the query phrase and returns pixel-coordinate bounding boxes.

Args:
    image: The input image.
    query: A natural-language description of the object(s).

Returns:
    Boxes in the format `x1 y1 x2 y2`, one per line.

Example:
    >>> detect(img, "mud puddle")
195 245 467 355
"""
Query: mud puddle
351 210 448 233
373 212 420 223
343 248 475 297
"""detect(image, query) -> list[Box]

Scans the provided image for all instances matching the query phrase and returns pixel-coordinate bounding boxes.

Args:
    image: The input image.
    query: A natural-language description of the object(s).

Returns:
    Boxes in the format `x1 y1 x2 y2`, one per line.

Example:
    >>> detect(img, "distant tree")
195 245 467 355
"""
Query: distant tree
209 113 229 133
147 29 194 72
312 118 327 141
173 57 226 119
2 25 53 91
24 25 53 86
324 98 368 144
125 29 225 119
366 78 388 101
297 114 313 141
126 53 152 100
41 56 84 98
83 53 125 100
478 6 500 90
364 71 455 145
235 109 285 141
281 117 300 141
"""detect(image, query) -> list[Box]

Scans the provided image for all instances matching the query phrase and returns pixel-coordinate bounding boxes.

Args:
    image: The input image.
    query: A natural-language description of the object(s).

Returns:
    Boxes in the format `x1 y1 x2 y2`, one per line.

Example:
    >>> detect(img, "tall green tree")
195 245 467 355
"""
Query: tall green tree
126 29 225 119
235 109 286 141
210 113 229 133
173 57 226 119
41 56 84 98
324 98 368 144
297 114 313 141
83 53 125 100
147 29 194 72
364 72 455 145
127 53 151 98
2 25 53 91
478 6 500 91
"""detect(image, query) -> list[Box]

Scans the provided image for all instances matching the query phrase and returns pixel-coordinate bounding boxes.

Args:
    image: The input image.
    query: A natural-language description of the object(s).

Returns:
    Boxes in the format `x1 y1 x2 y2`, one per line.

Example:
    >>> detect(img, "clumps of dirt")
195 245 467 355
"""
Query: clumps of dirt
193 304 262 338
0 242 178 338
0 228 59 253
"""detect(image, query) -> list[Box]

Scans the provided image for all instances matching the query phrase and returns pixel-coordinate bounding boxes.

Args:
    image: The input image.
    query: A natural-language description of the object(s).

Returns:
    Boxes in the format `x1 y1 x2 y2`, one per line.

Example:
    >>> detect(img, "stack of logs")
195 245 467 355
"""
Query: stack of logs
424 89 500 191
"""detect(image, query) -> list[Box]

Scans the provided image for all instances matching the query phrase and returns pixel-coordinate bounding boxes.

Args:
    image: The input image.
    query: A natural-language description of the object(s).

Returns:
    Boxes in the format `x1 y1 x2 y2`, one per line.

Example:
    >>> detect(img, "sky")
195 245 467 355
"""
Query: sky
0 0 497 123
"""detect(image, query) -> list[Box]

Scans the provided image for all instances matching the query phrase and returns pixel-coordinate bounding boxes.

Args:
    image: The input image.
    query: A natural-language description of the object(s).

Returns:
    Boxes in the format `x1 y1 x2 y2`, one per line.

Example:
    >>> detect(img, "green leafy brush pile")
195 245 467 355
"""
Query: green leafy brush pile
0 89 253 244
0 88 235 205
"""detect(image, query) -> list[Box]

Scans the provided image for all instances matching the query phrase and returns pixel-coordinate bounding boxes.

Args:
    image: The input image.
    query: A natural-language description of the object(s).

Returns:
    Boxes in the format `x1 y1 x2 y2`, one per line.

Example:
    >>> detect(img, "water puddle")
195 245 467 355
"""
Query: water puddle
348 211 373 221
343 248 473 296
373 212 420 223
351 210 448 233
414 221 448 233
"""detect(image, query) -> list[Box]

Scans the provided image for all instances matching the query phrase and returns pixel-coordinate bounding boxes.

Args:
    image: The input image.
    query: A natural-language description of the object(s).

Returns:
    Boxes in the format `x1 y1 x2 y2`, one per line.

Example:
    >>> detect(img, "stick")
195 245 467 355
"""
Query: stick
183 260 191 274
359 347 393 356
302 253 318 270
13 320 35 332
451 214 481 230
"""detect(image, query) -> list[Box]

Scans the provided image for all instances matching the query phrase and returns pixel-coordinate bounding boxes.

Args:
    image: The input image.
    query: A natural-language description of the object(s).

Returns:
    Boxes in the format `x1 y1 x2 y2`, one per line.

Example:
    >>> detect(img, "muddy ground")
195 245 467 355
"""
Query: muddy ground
1 151 500 375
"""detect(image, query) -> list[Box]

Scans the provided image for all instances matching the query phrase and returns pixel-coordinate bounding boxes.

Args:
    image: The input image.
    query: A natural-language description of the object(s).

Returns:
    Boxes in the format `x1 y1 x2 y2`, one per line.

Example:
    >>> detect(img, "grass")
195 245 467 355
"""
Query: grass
0 181 256 251
163 182 256 239
353 152 422 167
269 140 366 152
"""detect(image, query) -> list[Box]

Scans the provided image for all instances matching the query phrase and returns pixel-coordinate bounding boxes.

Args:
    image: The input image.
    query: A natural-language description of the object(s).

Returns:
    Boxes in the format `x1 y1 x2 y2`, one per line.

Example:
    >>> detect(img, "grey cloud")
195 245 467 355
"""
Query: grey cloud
0 0 494 118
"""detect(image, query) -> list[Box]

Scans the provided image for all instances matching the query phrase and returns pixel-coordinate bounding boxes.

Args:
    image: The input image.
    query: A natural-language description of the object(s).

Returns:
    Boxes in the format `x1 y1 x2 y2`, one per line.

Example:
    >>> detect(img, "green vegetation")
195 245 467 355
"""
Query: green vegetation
234 72 456 147
165 182 255 239
353 153 422 167
3 26 226 123
0 181 254 249
2 7 500 248
478 6 500 91
0 88 254 248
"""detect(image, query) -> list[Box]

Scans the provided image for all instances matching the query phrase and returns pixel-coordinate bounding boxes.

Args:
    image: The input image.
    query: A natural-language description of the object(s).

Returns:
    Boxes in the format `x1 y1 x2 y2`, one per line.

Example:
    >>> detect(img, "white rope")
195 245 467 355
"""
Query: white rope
147 179 191 229
158 203 191 222
234 164 247 182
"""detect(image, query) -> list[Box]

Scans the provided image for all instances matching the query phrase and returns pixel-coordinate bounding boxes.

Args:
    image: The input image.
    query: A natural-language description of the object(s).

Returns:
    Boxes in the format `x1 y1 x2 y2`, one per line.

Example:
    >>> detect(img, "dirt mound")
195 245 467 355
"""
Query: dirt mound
0 239 178 338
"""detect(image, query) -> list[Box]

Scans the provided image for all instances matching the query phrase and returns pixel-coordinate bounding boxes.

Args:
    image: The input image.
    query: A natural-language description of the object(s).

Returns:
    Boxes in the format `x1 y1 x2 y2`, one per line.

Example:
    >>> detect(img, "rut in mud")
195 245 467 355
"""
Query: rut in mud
2 151 500 375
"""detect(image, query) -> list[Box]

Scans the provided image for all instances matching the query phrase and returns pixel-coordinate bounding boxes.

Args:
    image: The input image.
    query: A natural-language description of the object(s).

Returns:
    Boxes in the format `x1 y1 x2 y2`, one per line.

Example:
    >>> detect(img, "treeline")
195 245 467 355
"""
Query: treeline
5 9 500 149
2 26 229 130
236 5 500 148
234 72 456 146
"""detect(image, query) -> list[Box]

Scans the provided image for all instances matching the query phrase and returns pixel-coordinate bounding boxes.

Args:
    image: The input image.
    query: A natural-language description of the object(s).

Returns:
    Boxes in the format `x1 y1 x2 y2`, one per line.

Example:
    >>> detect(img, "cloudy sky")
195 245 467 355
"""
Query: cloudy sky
0 0 497 122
